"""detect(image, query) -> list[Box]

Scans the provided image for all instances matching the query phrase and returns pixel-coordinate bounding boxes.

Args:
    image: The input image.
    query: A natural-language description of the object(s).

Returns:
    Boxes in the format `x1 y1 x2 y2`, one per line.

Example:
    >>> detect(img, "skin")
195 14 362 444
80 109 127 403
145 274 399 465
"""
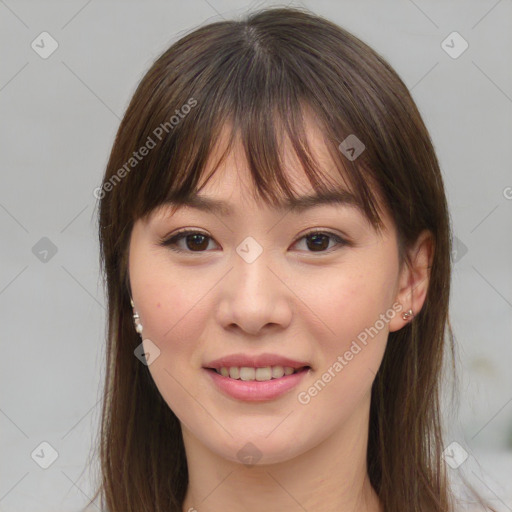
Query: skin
128 120 434 512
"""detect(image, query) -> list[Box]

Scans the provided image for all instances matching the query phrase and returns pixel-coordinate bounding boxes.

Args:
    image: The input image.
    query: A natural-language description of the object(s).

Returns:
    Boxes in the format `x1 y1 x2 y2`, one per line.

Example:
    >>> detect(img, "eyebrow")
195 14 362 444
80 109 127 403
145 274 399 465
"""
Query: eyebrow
166 190 361 216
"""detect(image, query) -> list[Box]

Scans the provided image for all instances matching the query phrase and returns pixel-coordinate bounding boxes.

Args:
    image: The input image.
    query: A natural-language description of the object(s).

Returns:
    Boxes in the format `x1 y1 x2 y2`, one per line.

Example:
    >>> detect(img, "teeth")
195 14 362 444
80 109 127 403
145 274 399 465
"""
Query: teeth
239 367 255 381
256 367 272 381
271 366 284 379
215 365 303 381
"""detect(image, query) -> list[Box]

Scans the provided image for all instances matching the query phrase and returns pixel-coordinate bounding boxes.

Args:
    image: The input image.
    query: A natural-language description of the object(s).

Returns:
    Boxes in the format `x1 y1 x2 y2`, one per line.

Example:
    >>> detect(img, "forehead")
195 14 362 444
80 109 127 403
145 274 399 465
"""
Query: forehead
194 117 354 208
147 114 393 239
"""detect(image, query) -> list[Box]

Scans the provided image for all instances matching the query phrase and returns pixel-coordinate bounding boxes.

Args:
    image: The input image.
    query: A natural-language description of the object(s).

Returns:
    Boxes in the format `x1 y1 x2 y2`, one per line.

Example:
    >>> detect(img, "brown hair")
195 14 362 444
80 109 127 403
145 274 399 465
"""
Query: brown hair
89 6 496 511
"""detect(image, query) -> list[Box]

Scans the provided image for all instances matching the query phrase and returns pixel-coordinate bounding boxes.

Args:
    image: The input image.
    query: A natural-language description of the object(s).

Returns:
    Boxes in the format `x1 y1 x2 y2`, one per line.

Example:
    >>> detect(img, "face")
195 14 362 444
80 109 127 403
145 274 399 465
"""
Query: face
128 122 406 466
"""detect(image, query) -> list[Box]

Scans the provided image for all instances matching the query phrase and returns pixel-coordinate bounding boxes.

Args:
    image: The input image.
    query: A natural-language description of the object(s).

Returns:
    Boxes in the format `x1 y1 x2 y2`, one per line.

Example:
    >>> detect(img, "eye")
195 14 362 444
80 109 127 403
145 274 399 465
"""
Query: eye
159 229 218 253
159 229 348 254
293 230 348 253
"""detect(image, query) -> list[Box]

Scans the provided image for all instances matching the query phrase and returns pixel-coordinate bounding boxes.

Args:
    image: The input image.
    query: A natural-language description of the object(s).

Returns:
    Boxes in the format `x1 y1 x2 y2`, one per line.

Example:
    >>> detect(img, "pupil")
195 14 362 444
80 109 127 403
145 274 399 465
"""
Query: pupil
187 234 208 251
308 234 328 251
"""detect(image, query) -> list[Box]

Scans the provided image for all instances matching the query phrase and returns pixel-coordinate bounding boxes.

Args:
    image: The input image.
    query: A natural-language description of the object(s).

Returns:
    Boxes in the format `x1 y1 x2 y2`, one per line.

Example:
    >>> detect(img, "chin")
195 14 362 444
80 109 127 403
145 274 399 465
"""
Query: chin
200 429 313 467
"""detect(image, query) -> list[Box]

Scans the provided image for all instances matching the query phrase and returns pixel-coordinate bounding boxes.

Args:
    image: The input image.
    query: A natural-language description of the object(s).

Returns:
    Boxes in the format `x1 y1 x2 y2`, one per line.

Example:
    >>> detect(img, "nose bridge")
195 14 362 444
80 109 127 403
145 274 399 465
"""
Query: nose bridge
217 238 291 333
233 238 275 306
235 241 271 296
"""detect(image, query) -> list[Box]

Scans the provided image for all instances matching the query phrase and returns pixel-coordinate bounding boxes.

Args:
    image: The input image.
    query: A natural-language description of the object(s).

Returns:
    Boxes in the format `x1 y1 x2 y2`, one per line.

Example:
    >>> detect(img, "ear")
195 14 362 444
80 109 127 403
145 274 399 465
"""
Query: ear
388 229 435 332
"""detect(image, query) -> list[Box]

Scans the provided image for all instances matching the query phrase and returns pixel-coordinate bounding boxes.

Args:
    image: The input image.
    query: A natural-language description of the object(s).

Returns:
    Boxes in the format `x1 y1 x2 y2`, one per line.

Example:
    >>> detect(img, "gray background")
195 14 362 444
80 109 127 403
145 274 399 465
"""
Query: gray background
1 0 511 511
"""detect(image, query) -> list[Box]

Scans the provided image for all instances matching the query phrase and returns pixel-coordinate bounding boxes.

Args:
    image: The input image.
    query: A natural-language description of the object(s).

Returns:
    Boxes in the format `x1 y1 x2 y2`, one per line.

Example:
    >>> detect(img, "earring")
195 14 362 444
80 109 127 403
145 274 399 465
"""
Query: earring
130 298 143 335
401 308 414 321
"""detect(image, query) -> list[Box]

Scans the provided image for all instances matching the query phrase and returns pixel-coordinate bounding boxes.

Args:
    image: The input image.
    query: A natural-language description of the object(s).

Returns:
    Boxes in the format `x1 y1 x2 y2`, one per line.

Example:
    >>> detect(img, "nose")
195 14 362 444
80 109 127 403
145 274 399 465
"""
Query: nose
215 248 293 336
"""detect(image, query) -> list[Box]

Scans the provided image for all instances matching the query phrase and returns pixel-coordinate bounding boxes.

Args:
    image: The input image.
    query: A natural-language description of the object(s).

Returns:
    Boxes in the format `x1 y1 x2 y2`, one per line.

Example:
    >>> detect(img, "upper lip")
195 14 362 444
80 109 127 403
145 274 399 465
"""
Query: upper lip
204 353 311 370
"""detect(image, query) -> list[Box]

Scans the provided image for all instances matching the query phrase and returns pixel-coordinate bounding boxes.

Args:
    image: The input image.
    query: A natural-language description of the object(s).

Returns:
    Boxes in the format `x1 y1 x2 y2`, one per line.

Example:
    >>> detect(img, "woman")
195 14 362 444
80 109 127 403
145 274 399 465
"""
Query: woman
90 6 496 511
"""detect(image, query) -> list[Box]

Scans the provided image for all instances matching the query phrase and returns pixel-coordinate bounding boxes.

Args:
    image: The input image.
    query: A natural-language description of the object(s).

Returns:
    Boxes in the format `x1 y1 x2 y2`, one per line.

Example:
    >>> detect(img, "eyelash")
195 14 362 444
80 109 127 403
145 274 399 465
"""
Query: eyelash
159 228 349 255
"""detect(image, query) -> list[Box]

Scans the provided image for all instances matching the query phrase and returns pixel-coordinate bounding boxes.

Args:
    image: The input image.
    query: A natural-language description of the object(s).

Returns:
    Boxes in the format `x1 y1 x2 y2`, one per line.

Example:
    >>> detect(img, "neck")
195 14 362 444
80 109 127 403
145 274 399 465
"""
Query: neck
181 396 382 512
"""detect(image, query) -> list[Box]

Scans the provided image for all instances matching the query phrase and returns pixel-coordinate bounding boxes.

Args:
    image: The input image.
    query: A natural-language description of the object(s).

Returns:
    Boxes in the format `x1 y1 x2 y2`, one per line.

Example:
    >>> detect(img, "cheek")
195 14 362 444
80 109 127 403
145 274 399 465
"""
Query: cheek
295 252 398 378
291 262 394 431
130 255 213 421
129 242 208 358
303 263 394 336
134 269 208 355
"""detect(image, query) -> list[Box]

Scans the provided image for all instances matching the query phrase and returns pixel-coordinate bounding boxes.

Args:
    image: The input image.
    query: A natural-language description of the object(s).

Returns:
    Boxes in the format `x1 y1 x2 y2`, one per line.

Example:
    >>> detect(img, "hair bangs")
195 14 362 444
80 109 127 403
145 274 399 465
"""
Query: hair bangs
131 45 386 234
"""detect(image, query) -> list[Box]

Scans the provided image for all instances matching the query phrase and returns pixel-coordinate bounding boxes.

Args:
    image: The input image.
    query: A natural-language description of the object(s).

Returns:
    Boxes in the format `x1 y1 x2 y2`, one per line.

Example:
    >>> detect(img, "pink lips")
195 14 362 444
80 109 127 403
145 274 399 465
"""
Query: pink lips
204 367 310 401
203 353 312 401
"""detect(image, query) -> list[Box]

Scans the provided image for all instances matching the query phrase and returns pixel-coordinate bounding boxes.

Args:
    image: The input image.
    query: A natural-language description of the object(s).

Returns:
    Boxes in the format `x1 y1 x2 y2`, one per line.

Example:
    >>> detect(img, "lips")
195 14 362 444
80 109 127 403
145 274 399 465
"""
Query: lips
202 353 312 401
204 364 311 401
204 353 311 371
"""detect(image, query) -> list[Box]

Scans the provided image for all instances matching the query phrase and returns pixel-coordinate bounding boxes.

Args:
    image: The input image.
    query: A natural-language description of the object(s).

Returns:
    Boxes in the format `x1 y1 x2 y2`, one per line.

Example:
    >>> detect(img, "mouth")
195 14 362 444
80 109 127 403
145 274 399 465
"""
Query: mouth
203 365 311 401
204 365 311 382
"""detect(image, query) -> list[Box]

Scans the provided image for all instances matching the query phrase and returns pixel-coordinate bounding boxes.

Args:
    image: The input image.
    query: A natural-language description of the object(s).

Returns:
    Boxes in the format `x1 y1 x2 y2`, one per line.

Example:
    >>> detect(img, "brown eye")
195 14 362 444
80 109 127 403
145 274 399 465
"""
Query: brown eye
183 233 210 251
161 230 217 253
294 231 348 253
306 233 330 251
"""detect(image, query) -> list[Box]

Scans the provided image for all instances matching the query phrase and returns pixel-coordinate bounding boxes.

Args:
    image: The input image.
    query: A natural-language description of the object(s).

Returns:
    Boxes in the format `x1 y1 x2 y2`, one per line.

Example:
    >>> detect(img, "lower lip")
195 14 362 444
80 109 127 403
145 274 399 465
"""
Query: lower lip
203 368 310 401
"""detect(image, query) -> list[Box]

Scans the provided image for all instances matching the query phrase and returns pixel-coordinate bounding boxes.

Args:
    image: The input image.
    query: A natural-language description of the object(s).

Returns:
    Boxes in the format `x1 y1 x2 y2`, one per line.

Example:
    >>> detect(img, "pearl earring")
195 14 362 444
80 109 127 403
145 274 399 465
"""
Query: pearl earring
401 308 414 321
130 298 143 335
